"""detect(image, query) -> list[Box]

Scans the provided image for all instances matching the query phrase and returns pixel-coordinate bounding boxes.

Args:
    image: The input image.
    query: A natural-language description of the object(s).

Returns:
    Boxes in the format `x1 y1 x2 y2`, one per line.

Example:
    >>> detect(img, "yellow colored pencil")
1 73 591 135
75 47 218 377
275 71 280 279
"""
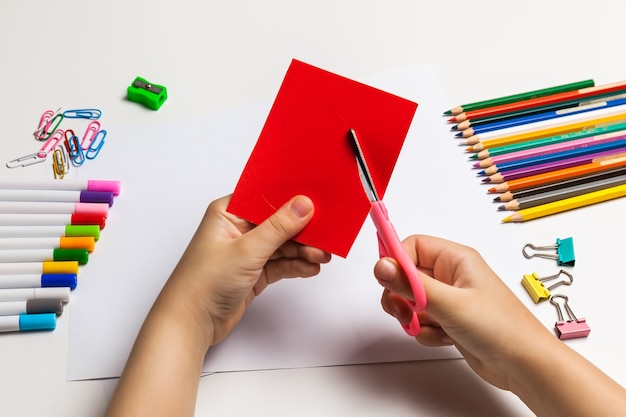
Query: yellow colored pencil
501 182 626 223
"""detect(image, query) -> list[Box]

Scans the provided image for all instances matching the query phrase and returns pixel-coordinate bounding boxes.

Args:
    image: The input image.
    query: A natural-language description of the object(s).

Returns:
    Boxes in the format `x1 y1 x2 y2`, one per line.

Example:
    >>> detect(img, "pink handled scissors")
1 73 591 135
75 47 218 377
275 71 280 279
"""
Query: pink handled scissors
348 128 427 336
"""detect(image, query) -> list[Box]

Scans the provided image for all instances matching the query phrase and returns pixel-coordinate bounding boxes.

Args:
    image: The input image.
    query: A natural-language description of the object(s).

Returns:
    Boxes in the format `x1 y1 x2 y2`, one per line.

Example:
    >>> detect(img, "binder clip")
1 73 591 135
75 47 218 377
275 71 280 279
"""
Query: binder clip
521 269 573 303
549 294 590 340
522 237 575 266
127 76 168 110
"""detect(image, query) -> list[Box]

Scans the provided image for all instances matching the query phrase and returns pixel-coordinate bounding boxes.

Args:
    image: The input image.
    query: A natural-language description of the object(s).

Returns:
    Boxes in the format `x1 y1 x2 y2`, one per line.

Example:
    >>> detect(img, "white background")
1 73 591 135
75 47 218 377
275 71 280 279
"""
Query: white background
1 1 626 416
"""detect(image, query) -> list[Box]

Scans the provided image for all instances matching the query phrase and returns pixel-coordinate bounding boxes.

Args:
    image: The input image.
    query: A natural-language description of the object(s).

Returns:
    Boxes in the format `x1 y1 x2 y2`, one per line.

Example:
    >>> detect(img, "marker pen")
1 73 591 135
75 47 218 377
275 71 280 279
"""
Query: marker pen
0 287 71 302
0 178 121 196
0 273 77 290
0 248 89 265
0 213 106 229
0 261 79 276
0 236 95 252
0 189 114 206
0 201 109 217
0 299 64 316
0 225 100 240
0 313 56 332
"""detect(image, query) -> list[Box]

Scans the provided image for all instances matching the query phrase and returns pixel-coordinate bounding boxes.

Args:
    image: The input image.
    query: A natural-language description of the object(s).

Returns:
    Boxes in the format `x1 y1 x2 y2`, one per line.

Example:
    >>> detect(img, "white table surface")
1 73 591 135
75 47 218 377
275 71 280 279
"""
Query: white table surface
1 1 625 416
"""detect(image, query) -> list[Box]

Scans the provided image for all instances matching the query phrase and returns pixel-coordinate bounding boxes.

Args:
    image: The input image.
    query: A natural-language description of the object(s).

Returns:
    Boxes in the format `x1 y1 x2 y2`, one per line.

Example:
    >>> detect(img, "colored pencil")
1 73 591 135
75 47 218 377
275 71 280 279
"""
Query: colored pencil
460 96 626 137
493 165 626 202
474 131 626 169
466 111 626 151
488 152 626 193
453 92 626 131
450 80 626 123
462 105 626 145
470 122 626 159
479 139 626 176
483 149 626 183
498 173 626 211
443 79 594 116
501 183 626 222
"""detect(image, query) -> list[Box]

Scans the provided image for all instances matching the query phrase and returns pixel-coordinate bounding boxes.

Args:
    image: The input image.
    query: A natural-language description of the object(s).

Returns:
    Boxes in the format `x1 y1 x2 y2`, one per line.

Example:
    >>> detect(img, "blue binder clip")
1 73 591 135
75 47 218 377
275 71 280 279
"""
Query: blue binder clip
522 237 575 266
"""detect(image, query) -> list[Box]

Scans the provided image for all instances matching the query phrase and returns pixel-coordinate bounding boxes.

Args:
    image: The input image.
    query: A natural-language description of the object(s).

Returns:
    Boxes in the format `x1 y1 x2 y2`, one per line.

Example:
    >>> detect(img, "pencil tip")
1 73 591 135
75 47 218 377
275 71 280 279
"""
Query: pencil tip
477 170 485 176
488 187 496 193
493 196 501 202
501 216 512 223
497 205 504 211
450 125 458 131
447 116 456 123
443 110 452 116
470 154 478 160
455 132 462 138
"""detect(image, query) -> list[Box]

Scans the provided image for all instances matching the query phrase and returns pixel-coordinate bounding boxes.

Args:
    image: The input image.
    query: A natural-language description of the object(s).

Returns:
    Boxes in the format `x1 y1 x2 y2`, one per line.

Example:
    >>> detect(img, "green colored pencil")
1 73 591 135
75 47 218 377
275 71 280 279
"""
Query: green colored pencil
444 79 595 116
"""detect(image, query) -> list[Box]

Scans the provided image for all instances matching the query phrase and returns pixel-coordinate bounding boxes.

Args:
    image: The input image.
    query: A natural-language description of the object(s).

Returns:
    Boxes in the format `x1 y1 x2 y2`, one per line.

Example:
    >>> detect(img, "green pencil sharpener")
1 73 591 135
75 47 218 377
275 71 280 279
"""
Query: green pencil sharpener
127 76 168 110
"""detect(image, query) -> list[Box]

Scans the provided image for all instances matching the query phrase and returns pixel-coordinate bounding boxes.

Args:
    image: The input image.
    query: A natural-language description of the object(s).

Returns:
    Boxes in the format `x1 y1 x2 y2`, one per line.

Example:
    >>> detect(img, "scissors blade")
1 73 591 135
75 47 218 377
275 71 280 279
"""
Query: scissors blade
348 128 379 202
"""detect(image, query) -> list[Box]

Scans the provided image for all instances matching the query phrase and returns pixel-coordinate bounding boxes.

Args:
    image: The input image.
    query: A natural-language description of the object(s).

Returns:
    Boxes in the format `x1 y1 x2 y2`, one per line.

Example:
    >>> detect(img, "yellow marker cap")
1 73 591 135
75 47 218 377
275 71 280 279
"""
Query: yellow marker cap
42 261 79 275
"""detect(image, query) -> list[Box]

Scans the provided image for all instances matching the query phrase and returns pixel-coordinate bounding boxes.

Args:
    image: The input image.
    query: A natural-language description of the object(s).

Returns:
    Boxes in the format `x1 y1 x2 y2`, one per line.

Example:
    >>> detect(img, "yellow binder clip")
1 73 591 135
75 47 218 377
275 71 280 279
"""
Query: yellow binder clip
521 269 573 303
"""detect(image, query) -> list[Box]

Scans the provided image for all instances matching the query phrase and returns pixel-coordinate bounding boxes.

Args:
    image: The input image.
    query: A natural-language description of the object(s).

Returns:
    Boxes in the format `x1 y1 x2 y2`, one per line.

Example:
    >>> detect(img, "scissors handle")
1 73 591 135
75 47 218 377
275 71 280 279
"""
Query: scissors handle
370 201 427 336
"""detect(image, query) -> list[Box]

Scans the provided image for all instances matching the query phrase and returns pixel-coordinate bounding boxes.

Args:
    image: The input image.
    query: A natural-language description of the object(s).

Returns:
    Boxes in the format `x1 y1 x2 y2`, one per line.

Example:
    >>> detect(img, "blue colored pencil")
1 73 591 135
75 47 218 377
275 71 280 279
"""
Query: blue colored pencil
458 96 626 137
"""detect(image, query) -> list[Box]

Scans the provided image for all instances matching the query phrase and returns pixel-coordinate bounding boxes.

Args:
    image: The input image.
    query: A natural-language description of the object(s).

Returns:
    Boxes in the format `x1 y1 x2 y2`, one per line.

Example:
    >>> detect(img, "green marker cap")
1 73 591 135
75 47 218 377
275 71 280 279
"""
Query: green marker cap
65 225 101 241
52 248 89 265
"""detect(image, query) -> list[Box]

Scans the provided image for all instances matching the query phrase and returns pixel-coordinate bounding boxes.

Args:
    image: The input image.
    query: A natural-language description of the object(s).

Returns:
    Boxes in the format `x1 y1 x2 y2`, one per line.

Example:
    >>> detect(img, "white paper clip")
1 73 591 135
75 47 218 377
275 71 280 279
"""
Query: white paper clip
549 294 590 340
522 237 575 266
5 152 47 169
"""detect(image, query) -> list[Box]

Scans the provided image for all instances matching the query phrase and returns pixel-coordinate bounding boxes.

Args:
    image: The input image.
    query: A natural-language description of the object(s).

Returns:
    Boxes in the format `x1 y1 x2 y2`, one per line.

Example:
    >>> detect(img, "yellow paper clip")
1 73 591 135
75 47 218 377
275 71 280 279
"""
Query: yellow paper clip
52 147 69 179
521 269 573 303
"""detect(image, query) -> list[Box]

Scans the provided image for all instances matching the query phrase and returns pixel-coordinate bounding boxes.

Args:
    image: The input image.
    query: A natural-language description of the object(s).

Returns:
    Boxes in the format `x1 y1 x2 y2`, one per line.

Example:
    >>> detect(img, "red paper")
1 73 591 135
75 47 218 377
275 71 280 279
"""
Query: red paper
227 59 417 257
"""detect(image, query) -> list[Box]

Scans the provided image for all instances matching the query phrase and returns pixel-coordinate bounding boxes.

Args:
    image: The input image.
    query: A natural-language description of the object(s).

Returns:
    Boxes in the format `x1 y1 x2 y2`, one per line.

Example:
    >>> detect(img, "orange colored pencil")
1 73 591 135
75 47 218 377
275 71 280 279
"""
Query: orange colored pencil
466 111 626 152
449 80 626 123
487 152 626 193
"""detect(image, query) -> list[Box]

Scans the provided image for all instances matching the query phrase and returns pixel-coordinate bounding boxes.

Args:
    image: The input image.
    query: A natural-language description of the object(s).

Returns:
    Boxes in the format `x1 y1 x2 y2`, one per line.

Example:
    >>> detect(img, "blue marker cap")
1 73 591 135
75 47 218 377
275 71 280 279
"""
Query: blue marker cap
19 313 57 331
41 273 78 290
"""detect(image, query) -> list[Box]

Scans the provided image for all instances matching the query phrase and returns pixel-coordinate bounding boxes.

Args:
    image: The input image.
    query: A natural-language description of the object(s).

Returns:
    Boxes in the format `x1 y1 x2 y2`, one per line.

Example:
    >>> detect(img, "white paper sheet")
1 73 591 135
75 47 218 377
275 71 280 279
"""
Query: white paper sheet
67 64 521 381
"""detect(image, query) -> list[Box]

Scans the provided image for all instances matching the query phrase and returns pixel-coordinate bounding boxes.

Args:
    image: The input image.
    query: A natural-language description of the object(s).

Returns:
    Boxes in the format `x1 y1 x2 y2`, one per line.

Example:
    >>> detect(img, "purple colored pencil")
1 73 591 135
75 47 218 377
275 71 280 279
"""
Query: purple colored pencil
482 147 626 183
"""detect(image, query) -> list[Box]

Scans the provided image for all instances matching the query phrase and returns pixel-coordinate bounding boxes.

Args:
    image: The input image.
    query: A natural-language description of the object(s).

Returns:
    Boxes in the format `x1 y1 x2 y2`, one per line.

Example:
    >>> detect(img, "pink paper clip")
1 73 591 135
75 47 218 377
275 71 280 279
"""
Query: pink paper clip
81 120 101 150
550 294 590 340
33 107 61 140
37 129 65 158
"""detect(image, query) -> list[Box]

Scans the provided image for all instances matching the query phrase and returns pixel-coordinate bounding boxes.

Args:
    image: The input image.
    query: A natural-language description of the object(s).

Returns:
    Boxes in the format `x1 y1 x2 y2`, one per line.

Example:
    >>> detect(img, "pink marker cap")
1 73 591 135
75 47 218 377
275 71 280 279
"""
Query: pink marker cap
74 202 109 217
87 180 121 196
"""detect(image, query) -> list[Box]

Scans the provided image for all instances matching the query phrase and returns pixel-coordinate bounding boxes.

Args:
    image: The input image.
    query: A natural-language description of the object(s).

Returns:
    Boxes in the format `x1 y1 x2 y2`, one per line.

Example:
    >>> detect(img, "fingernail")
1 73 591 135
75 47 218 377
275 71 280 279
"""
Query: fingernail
441 335 454 345
376 258 395 283
290 196 313 218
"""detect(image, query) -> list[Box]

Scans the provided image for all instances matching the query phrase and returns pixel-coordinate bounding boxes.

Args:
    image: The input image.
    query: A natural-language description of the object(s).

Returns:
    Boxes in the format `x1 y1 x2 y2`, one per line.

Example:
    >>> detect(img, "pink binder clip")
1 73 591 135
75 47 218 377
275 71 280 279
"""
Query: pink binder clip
549 294 590 340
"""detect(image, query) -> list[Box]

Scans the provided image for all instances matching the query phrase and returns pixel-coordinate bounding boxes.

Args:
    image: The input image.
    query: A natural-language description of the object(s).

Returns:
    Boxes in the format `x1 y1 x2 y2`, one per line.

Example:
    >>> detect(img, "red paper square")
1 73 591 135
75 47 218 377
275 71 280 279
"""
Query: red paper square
228 59 417 257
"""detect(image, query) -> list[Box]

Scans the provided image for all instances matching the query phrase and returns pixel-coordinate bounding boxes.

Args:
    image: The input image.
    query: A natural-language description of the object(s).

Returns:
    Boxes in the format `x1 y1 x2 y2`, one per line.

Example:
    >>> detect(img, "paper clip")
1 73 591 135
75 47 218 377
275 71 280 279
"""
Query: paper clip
521 269 573 303
63 108 102 119
85 129 106 160
522 237 575 266
5 152 47 169
52 147 70 179
33 108 63 141
81 120 101 150
37 129 65 159
68 134 86 167
549 294 590 340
